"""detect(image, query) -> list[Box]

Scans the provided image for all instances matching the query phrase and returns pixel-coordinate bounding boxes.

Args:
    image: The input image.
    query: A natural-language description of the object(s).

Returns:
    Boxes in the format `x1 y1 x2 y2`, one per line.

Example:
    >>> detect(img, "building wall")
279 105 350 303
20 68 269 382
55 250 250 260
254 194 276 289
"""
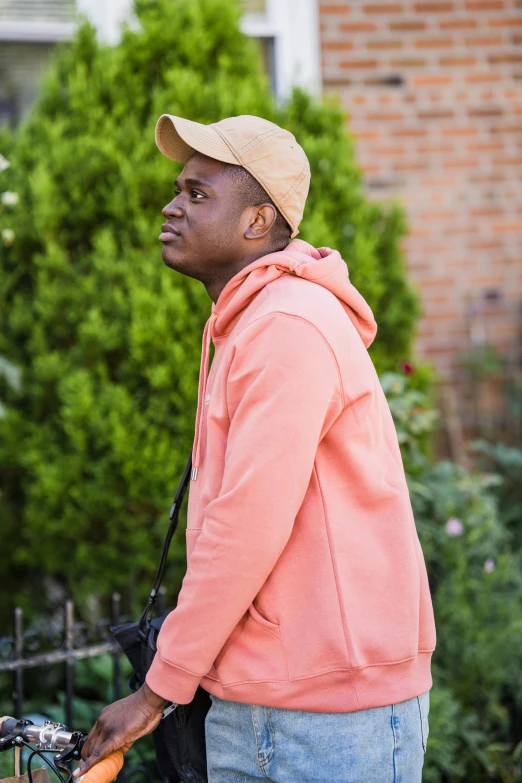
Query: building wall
319 0 522 381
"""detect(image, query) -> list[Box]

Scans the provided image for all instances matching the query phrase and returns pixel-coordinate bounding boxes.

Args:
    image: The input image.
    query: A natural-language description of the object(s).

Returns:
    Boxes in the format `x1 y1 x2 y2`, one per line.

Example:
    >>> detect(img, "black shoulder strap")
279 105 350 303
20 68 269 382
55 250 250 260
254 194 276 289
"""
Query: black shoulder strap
139 452 192 628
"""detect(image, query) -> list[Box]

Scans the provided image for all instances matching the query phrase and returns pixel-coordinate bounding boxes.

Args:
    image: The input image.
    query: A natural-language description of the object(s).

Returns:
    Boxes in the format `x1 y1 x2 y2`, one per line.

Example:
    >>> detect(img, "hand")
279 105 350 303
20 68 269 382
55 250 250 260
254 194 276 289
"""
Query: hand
74 683 169 778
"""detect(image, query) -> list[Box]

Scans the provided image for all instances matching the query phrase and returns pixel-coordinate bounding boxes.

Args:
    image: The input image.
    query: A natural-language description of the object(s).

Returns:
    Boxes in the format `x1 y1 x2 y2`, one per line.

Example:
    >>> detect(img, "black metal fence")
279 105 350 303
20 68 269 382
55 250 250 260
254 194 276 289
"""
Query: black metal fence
0 591 168 782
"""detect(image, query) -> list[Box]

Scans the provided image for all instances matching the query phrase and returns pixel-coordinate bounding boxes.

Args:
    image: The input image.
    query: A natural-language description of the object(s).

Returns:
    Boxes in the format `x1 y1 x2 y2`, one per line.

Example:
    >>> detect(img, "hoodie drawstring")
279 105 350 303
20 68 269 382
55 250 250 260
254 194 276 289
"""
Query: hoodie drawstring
191 313 216 481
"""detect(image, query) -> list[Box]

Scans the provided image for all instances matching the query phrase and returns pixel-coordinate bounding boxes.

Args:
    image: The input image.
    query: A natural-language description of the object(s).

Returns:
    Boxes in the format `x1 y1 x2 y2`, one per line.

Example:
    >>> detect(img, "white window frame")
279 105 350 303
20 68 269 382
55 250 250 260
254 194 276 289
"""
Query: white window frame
241 0 321 102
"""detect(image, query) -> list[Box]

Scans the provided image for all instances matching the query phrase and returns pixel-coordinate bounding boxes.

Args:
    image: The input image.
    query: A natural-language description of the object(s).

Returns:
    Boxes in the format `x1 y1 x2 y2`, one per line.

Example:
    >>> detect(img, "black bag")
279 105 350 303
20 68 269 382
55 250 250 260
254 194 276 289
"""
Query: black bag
111 454 211 783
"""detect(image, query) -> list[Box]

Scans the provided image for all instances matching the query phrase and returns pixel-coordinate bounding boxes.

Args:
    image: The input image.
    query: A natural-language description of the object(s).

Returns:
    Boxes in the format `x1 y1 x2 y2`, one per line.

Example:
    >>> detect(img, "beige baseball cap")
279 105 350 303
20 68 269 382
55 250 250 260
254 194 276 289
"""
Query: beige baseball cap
155 114 310 238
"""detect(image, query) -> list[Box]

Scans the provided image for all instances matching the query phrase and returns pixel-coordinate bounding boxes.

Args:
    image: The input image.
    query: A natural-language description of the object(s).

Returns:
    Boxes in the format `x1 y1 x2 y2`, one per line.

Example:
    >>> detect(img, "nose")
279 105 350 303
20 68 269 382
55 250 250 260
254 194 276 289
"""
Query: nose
162 198 184 219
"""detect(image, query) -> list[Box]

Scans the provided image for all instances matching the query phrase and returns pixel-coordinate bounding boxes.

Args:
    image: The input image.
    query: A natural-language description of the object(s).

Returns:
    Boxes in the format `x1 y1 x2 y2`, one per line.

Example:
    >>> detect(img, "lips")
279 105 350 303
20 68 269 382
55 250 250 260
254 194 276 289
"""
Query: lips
159 223 181 242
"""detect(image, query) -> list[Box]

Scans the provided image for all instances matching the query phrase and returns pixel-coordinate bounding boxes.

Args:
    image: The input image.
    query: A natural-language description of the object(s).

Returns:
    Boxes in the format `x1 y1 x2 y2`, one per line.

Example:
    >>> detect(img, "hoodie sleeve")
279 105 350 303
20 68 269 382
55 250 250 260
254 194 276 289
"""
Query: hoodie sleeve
146 313 344 703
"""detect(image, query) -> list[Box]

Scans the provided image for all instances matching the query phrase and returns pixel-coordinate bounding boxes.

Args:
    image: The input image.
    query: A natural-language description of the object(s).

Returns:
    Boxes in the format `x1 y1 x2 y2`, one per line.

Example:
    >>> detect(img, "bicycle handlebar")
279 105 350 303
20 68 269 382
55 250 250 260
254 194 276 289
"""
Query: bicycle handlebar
0 717 124 783
0 718 17 736
0 715 80 750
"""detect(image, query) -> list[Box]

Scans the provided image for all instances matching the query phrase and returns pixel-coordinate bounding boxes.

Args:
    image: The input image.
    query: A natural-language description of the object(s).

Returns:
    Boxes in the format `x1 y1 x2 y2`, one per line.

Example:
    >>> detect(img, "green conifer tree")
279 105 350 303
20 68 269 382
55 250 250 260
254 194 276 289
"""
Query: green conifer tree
0 0 420 617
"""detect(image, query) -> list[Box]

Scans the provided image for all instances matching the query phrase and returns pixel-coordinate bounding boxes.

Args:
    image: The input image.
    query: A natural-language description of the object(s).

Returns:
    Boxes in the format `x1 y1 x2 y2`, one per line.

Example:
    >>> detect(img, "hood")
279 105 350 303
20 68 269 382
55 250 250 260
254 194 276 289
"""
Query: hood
190 239 377 480
211 238 377 347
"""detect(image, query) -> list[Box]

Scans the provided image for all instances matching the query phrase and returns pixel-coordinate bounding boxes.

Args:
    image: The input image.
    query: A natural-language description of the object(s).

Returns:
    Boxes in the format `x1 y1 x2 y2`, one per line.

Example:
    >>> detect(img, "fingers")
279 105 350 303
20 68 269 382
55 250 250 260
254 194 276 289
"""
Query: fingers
74 690 165 779
74 738 115 778
80 722 101 763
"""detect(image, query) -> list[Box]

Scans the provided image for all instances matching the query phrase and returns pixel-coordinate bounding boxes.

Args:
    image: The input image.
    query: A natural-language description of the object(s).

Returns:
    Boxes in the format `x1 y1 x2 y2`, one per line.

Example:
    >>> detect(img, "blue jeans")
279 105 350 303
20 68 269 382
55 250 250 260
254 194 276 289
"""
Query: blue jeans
205 691 430 782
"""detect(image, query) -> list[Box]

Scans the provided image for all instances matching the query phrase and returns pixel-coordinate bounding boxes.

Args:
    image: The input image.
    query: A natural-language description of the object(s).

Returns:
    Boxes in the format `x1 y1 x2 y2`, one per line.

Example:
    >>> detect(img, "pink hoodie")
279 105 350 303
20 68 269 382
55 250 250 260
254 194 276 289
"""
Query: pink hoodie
146 239 436 712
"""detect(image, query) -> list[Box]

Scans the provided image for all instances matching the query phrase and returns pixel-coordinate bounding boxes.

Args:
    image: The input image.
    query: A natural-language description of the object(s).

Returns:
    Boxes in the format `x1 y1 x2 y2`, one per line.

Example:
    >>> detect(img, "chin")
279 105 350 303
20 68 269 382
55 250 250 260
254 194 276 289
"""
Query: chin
162 244 185 270
161 245 199 279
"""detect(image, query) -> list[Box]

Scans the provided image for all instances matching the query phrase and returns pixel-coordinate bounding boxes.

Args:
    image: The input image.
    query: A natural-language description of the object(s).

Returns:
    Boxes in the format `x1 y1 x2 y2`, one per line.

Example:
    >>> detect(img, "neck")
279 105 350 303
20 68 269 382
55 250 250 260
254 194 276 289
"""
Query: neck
205 242 285 304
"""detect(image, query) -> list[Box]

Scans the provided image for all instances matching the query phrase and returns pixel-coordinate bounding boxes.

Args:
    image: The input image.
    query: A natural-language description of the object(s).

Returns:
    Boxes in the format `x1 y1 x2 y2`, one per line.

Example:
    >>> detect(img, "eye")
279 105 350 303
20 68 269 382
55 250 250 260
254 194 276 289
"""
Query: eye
191 190 205 200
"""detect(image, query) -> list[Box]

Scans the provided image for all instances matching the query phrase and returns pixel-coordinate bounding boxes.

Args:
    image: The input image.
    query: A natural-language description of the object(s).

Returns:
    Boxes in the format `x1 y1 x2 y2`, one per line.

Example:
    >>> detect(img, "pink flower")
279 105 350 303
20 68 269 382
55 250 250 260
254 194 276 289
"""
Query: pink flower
445 517 464 536
400 360 415 375
484 558 495 573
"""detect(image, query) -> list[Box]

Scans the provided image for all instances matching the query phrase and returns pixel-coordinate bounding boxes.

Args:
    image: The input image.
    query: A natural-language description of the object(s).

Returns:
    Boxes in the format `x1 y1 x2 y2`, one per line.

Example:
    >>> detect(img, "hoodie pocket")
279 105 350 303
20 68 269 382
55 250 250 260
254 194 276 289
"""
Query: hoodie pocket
212 602 288 687
248 602 280 633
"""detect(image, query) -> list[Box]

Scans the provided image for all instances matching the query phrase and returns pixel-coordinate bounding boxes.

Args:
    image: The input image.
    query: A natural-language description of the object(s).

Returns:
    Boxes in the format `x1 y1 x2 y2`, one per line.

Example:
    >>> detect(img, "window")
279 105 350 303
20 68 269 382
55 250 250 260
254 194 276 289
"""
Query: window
255 35 276 94
0 1 75 124
241 0 321 102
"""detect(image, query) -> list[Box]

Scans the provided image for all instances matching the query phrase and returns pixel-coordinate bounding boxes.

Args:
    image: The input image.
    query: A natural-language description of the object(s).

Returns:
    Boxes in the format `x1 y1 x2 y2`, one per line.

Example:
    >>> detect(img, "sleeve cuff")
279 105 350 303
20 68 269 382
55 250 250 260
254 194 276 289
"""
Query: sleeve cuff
145 652 203 705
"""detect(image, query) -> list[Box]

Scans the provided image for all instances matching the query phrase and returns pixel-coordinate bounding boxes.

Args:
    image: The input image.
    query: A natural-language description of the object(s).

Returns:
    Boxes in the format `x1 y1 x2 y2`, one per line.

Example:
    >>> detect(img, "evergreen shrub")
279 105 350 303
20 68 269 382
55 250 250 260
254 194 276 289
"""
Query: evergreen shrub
0 0 420 616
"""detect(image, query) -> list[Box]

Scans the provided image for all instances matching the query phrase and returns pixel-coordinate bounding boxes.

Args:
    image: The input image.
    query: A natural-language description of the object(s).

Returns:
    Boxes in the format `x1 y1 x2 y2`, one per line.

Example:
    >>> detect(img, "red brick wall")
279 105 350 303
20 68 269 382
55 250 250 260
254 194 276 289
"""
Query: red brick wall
319 0 522 382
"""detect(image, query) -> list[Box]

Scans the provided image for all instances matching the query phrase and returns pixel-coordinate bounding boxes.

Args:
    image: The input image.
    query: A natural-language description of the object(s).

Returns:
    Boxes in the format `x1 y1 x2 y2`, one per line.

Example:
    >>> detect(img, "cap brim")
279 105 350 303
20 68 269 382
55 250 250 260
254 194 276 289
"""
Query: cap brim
155 115 240 165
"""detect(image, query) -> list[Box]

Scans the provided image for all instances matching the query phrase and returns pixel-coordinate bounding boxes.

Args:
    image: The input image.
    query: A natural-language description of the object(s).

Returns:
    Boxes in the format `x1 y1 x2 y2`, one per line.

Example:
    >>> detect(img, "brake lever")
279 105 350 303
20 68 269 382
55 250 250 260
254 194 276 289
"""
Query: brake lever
55 731 85 765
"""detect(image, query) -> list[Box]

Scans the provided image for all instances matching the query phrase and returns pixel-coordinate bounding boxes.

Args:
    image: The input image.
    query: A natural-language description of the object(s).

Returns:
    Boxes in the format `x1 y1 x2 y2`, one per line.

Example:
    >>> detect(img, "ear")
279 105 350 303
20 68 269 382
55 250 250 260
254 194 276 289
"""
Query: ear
244 204 277 241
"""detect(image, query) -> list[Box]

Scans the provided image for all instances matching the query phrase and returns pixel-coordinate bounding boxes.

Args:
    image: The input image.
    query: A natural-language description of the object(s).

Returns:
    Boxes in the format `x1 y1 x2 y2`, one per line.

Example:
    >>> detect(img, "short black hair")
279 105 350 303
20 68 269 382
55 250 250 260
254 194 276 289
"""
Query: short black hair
223 164 292 249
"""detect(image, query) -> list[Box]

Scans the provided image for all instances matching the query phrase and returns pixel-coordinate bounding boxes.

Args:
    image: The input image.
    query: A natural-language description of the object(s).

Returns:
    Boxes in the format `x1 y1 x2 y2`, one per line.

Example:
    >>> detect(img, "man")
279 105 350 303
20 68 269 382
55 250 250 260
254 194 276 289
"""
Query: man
77 115 436 782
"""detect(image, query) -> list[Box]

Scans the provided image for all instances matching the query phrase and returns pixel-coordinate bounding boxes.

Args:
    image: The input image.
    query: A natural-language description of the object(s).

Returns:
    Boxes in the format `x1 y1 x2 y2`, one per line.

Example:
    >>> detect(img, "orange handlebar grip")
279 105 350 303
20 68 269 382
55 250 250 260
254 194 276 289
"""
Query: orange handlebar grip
80 750 124 783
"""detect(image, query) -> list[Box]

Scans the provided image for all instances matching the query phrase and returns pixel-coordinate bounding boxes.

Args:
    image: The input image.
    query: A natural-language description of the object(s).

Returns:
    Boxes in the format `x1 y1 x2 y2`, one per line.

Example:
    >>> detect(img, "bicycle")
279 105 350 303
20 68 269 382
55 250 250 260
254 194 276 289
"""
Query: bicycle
0 716 123 783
